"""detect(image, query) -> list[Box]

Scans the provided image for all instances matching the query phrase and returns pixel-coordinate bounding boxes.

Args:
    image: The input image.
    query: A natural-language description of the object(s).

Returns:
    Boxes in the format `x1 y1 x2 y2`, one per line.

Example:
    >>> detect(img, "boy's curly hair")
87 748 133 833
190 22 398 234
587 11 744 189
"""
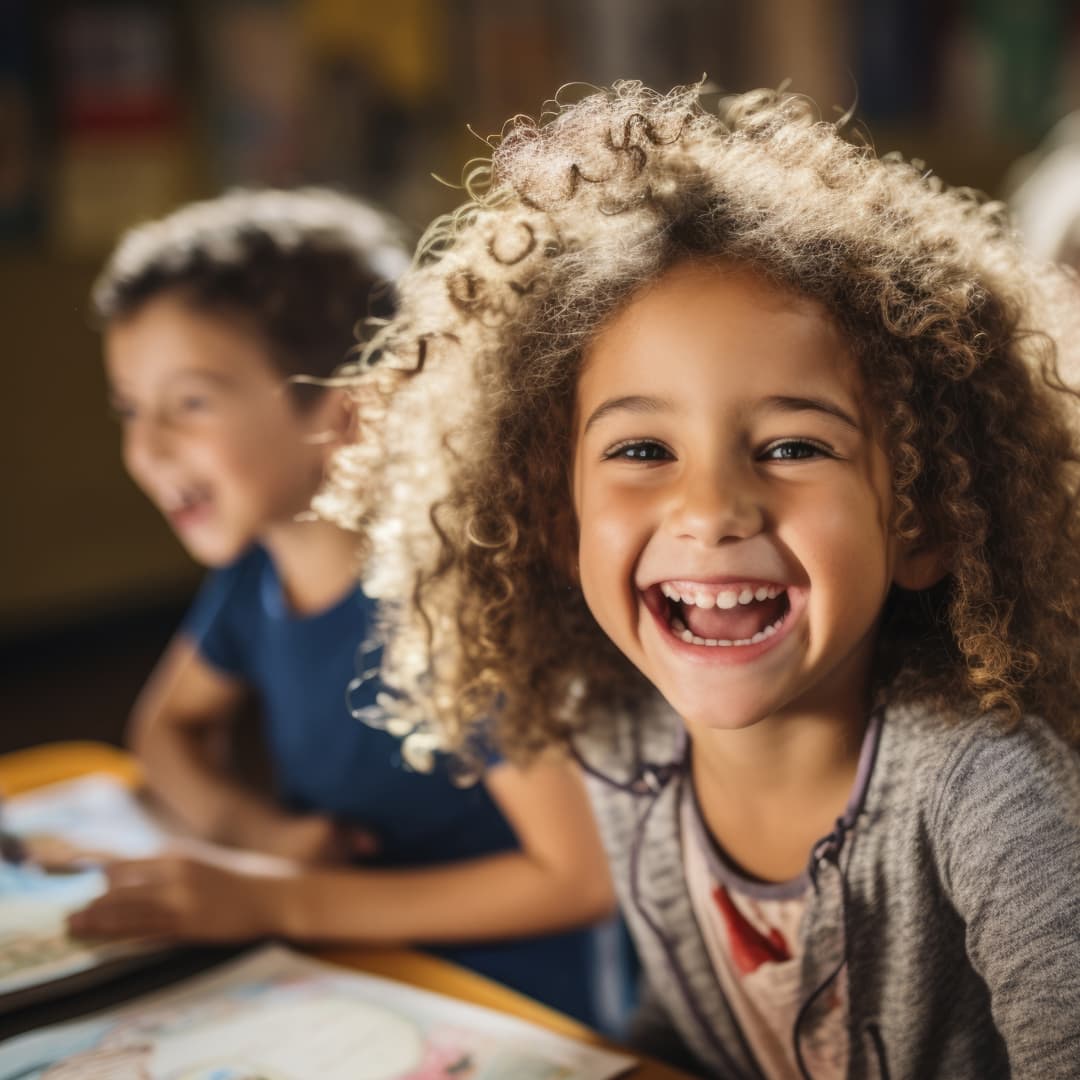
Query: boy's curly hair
318 82 1080 768
92 188 411 401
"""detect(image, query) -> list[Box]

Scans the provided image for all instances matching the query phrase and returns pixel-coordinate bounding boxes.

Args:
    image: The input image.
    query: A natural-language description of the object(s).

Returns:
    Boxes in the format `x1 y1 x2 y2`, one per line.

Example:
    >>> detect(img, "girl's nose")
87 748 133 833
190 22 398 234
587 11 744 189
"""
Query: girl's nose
667 462 764 545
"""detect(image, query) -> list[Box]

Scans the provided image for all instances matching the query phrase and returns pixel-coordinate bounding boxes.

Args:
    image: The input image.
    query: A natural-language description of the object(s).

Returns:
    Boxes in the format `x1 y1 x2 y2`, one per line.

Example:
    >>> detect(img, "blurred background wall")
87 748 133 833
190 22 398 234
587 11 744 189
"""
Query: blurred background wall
3 0 1079 750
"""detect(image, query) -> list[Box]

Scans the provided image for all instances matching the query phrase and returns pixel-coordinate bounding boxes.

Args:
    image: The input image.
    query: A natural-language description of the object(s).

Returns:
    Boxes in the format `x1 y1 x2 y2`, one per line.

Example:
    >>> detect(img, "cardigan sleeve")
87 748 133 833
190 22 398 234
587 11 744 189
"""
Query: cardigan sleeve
931 718 1080 1076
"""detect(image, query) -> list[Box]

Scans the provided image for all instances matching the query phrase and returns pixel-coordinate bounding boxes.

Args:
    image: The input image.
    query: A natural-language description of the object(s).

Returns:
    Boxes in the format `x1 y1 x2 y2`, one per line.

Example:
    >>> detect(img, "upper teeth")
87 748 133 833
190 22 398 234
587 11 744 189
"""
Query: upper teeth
659 583 783 608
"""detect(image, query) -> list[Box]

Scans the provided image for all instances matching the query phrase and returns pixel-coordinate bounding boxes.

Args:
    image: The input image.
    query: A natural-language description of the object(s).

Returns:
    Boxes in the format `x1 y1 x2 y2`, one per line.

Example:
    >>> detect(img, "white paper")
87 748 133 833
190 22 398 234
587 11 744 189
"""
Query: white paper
2 773 168 859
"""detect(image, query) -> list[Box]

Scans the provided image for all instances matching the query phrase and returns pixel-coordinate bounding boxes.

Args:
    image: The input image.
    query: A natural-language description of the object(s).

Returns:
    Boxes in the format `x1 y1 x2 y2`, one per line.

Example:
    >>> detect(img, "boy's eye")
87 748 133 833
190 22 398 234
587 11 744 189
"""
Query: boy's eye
108 398 135 423
168 393 213 419
603 440 673 462
761 438 832 461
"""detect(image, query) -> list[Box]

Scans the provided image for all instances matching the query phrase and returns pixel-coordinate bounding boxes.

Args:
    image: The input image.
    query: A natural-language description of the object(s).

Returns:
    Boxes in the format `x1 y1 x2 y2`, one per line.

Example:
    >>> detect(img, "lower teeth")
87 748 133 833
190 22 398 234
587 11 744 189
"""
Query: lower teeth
670 615 782 648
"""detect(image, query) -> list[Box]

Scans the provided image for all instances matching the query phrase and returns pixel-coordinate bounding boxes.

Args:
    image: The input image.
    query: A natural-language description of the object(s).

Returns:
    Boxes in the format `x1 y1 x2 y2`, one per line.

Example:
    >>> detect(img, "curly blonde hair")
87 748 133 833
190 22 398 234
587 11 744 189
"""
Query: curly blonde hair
317 81 1080 769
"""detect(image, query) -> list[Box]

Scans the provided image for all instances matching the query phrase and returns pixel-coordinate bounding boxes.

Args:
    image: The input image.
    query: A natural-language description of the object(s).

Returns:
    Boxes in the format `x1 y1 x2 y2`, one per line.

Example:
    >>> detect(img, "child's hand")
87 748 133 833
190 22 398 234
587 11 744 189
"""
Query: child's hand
19 833 112 871
66 854 278 942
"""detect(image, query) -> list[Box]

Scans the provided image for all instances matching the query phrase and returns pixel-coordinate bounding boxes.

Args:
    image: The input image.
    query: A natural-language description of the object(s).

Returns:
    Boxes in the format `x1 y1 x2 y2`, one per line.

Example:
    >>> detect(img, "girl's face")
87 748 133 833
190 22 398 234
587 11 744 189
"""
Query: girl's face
105 294 338 567
572 261 923 733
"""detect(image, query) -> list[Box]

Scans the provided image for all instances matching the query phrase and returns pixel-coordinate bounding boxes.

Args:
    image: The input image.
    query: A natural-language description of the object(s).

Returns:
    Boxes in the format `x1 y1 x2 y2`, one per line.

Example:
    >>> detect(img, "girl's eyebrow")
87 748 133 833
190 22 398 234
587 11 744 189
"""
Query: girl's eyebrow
763 394 862 431
582 392 861 433
582 394 672 433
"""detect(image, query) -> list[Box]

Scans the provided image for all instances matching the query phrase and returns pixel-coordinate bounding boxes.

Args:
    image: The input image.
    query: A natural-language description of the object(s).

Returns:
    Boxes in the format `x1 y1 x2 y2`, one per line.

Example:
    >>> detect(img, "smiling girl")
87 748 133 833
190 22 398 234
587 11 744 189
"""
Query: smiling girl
322 84 1080 1078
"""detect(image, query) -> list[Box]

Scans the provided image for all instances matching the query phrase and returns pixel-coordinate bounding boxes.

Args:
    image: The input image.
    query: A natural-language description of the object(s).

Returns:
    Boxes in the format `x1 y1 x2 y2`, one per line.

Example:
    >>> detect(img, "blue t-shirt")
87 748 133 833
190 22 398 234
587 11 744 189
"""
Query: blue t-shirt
182 546 605 1024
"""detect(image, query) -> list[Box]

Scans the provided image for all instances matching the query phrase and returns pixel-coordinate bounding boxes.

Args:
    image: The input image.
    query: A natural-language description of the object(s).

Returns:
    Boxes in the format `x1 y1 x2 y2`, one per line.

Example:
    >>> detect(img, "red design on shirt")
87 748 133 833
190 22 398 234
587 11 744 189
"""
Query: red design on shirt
712 885 792 976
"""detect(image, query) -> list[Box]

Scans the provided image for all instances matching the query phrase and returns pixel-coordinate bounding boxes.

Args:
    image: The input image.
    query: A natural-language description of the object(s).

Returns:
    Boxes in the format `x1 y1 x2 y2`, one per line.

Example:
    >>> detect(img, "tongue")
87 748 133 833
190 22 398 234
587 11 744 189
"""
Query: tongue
682 596 783 641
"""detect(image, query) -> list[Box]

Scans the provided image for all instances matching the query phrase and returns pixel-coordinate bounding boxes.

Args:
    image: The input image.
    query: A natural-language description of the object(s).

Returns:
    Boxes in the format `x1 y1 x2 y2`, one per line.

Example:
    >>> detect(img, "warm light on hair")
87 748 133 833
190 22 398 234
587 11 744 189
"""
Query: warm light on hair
319 81 1080 768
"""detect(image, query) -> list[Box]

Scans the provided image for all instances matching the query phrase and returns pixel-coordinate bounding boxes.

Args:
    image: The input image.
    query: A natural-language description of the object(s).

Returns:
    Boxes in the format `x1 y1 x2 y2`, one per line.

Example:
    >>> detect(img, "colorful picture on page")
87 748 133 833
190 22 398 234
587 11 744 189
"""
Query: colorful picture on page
0 946 635 1079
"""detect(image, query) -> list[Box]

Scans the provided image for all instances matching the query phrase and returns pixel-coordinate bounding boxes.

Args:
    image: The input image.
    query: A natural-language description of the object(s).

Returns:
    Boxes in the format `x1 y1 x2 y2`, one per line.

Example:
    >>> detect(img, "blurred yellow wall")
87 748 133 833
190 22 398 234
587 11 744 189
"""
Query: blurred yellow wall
0 253 199 634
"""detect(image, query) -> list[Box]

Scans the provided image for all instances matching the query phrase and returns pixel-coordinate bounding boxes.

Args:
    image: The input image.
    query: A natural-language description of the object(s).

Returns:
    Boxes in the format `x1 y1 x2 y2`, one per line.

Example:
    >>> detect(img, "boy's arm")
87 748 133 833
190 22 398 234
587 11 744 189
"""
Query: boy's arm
70 758 617 943
274 757 618 941
131 634 351 862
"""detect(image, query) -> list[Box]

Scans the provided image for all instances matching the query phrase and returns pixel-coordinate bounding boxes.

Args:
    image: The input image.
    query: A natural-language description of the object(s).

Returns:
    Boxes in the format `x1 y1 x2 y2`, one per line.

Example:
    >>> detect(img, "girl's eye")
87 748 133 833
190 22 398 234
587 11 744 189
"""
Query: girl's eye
761 439 832 461
603 440 673 462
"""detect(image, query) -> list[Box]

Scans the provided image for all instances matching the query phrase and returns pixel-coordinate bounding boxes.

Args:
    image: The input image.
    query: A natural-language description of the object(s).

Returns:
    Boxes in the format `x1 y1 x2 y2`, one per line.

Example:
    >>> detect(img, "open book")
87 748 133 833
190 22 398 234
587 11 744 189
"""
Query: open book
0 773 171 1008
0 943 636 1079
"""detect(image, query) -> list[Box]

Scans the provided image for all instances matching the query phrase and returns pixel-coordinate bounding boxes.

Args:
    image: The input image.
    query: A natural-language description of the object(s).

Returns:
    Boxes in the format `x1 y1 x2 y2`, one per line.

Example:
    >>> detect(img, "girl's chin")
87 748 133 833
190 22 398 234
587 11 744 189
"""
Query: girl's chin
669 698 775 734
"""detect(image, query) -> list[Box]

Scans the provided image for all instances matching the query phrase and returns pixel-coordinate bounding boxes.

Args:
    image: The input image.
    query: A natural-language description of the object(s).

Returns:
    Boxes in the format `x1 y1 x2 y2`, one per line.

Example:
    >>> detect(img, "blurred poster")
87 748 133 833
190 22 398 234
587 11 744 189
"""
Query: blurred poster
49 2 194 253
201 0 307 188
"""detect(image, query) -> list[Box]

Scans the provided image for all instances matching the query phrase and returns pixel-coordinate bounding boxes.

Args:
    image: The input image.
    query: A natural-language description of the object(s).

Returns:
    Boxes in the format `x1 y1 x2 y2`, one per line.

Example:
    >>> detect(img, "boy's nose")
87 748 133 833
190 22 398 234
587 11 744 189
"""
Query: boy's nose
667 463 764 545
123 417 173 478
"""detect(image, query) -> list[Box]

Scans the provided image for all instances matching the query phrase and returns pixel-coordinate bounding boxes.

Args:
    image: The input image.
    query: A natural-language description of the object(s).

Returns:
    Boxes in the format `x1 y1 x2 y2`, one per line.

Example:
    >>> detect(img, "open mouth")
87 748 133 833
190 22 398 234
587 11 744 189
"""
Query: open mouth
651 580 791 647
162 486 212 527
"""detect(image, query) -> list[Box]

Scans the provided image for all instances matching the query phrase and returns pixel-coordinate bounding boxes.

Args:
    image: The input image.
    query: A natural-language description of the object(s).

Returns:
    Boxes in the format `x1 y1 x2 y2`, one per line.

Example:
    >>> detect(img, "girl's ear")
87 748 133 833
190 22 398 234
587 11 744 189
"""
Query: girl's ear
892 542 948 592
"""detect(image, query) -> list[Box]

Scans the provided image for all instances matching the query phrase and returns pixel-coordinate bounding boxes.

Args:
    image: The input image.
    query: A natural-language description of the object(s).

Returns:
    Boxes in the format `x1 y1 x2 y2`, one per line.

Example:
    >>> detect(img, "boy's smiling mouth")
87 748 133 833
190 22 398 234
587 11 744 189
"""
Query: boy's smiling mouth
643 579 795 649
160 484 213 530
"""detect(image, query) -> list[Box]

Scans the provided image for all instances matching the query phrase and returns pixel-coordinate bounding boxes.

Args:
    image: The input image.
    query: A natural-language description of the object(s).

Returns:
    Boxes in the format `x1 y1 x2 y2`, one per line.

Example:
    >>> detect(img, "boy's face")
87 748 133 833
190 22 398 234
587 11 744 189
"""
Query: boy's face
104 294 336 567
572 261 916 733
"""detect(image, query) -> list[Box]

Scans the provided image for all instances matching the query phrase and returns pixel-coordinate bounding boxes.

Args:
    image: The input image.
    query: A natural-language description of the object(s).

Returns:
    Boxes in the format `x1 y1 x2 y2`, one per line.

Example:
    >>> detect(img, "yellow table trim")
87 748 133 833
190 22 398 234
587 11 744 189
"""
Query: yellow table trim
0 740 142 797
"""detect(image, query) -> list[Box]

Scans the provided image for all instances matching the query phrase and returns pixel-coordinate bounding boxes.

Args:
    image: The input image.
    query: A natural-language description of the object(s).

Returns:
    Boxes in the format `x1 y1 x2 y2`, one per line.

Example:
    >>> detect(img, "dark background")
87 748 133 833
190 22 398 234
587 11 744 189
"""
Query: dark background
2 0 1078 755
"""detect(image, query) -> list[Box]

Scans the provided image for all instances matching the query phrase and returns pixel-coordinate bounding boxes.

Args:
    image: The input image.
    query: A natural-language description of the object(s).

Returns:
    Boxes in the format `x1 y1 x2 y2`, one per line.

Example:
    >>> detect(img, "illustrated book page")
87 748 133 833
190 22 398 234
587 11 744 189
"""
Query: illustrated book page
0 942 637 1079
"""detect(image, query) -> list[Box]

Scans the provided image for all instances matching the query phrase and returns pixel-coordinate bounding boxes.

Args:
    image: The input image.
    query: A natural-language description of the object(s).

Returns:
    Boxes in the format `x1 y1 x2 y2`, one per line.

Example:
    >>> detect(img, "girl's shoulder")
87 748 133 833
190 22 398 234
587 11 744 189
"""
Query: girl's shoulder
874 704 1080 826
853 706 1080 921
882 701 1078 762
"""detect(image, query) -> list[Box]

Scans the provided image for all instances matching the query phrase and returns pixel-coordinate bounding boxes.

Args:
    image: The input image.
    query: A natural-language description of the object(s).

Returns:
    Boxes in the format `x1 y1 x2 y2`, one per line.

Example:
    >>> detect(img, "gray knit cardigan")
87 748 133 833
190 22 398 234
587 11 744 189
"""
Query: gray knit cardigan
576 702 1080 1079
